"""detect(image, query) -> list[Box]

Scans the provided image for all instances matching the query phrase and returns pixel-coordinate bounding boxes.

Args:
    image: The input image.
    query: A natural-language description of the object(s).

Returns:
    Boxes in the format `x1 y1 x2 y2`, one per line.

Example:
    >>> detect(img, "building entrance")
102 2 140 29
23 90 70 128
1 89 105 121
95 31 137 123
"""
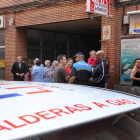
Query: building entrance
27 18 101 65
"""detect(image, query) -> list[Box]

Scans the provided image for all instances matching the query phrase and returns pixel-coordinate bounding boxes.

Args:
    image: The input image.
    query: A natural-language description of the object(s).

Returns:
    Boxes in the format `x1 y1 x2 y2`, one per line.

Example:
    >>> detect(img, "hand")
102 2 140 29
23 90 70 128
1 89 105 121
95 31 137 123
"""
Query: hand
20 73 24 77
90 64 93 68
47 74 50 77
30 68 33 73
45 69 50 74
16 73 19 76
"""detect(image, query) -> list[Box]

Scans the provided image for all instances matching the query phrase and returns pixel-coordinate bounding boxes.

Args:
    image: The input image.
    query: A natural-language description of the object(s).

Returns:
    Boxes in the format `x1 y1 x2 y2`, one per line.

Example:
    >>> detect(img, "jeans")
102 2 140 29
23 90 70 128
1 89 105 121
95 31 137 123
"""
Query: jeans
132 86 140 96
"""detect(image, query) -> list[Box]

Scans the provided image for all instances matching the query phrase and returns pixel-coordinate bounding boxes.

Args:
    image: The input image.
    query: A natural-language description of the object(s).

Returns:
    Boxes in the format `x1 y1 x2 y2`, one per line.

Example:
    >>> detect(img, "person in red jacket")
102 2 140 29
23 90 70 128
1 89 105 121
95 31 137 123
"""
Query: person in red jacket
88 50 98 68
65 58 73 76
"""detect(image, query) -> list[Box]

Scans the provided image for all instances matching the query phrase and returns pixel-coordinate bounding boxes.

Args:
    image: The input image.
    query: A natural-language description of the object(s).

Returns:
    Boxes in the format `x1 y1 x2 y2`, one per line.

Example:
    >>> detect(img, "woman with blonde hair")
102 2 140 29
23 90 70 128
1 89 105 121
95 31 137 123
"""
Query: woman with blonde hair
44 60 54 82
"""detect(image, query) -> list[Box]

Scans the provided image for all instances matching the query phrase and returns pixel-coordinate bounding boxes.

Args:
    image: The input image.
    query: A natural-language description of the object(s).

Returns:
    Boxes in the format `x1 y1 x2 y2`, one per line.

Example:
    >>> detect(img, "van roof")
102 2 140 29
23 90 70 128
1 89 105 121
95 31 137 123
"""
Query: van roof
0 81 140 140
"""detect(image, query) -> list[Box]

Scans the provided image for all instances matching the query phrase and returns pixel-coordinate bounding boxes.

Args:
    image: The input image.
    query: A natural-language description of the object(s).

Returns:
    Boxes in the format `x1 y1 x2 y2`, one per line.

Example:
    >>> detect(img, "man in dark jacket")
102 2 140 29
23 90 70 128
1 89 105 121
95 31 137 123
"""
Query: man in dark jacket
92 51 107 88
11 56 28 81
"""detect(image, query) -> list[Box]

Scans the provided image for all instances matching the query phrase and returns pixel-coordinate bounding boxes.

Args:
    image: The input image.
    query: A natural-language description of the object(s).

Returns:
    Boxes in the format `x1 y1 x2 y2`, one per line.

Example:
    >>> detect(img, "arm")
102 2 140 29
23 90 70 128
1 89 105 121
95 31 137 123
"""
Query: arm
31 69 37 76
11 63 16 75
88 58 92 65
130 69 140 81
43 69 51 77
47 71 54 77
93 62 105 84
68 66 76 84
68 76 75 84
65 76 70 81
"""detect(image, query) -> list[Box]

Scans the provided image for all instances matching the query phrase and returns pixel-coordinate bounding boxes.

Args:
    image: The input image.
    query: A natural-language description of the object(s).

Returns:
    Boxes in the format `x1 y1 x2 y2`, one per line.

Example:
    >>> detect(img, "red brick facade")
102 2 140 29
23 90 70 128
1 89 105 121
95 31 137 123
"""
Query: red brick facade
1 0 140 89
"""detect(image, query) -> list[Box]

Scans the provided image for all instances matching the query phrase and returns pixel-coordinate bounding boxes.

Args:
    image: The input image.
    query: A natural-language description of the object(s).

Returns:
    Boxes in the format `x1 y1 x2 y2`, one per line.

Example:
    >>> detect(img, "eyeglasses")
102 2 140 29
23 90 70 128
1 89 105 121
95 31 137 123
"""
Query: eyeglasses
96 55 100 56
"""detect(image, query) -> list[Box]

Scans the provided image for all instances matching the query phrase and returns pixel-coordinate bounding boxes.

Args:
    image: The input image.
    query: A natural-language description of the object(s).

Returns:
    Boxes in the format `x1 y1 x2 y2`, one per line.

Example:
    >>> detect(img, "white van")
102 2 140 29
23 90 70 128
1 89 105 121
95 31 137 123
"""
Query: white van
0 81 140 140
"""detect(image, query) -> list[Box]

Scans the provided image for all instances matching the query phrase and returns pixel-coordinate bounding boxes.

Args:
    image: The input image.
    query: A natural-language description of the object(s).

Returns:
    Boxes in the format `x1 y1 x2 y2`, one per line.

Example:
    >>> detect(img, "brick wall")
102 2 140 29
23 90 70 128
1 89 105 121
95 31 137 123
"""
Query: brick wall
5 13 27 80
15 1 99 27
101 0 116 89
0 0 35 8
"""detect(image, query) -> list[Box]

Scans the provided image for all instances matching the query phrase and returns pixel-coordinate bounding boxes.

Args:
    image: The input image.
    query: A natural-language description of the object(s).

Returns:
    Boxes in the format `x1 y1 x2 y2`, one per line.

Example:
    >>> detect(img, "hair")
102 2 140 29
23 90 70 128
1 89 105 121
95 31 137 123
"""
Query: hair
67 58 73 62
100 51 105 56
104 57 109 74
45 60 51 66
35 58 40 60
97 50 105 57
89 50 96 55
57 54 66 63
134 58 140 64
36 60 41 66
53 60 59 66
17 56 22 59
80 55 85 59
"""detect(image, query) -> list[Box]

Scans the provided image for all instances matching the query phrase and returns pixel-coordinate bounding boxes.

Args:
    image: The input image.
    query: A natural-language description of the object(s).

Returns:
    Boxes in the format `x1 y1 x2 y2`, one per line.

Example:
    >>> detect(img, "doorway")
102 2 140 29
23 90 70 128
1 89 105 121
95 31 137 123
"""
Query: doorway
27 18 101 65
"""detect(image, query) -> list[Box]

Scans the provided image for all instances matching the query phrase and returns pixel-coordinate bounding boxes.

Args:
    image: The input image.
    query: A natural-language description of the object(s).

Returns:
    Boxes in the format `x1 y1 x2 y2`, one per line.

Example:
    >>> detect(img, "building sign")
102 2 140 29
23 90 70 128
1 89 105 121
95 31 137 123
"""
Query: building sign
120 38 140 84
85 0 110 16
103 25 111 40
0 16 5 29
0 60 5 68
129 15 140 34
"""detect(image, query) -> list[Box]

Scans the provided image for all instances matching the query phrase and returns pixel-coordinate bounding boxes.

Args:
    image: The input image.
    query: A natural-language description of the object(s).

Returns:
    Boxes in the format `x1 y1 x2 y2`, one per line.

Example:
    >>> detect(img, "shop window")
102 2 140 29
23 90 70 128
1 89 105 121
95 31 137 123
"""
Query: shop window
42 31 54 49
56 33 67 49
27 29 40 46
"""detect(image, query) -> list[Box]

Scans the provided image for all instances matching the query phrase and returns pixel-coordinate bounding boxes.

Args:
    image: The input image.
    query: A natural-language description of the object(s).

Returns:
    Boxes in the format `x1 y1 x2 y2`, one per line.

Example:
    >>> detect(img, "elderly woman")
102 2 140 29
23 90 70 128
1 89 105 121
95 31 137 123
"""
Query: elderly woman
31 60 44 82
44 60 54 82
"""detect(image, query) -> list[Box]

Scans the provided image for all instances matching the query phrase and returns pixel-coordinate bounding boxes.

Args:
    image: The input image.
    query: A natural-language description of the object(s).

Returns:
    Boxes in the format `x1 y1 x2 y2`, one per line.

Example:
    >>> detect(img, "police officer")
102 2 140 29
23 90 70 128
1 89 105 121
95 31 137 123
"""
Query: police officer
68 52 93 85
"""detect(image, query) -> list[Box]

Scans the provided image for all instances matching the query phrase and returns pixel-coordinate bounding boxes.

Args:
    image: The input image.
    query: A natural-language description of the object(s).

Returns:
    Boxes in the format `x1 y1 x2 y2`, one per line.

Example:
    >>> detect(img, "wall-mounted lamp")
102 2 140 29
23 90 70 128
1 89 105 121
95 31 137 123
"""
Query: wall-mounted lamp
8 18 14 25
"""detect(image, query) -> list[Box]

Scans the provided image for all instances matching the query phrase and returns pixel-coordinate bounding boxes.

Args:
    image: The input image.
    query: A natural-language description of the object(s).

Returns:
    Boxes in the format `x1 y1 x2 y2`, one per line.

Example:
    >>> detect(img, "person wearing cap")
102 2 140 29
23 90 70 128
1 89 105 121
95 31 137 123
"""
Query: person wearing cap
92 50 107 88
68 52 93 85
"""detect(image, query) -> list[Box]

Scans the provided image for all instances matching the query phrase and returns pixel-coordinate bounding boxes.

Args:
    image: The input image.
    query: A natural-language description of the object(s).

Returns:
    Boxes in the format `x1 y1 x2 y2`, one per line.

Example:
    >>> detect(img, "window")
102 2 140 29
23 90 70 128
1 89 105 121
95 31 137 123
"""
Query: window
42 31 55 49
27 29 40 46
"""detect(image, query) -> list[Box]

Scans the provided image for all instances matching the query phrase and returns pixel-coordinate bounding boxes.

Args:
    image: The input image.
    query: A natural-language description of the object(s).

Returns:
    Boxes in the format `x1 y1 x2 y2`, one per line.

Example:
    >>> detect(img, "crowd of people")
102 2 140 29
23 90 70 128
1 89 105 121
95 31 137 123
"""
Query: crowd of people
11 50 111 88
10 51 140 95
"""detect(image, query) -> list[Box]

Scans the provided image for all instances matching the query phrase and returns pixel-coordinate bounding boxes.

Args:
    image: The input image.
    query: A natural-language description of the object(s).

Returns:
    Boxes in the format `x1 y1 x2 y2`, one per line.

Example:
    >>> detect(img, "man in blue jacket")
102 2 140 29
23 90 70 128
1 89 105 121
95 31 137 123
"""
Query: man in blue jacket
92 51 107 88
68 52 93 85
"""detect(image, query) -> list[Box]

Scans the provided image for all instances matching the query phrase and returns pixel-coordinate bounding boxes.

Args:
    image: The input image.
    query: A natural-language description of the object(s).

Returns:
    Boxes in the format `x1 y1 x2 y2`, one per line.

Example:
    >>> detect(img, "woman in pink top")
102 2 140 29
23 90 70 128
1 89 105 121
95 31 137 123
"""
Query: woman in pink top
88 50 98 67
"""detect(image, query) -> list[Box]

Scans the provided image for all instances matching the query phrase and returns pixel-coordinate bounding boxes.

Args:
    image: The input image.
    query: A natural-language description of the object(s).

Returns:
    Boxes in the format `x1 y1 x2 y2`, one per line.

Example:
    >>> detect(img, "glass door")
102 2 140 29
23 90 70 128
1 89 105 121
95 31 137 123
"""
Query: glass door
0 47 5 80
